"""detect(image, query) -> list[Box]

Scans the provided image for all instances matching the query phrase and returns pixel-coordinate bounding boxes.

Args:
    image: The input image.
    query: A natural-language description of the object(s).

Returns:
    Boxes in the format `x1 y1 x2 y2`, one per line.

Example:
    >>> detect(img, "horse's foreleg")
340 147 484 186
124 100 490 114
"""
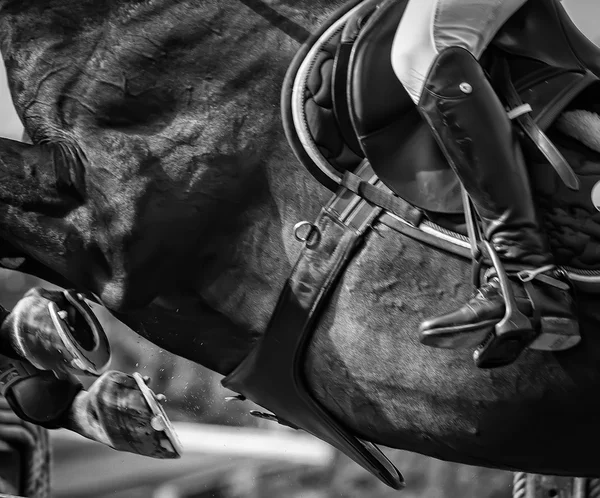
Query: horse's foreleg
63 371 181 459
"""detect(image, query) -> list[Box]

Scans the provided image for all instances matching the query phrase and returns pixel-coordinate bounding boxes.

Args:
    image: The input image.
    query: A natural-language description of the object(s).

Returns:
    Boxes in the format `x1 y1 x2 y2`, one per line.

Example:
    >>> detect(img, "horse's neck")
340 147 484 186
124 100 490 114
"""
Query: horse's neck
0 0 337 370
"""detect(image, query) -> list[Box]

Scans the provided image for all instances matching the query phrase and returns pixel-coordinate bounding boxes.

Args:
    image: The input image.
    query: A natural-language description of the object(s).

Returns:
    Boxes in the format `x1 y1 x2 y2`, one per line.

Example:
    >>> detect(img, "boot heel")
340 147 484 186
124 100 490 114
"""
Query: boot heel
528 317 581 351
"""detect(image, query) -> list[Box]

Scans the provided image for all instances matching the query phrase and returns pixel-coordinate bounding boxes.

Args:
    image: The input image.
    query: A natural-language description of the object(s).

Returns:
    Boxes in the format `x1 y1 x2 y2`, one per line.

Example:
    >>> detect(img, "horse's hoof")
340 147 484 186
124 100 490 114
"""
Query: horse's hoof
6 288 110 377
72 371 183 459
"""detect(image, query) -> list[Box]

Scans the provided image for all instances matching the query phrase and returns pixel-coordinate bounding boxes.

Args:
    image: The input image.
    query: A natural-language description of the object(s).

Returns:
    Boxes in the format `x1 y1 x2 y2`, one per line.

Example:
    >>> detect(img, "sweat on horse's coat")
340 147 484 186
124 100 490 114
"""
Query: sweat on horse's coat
3 0 600 482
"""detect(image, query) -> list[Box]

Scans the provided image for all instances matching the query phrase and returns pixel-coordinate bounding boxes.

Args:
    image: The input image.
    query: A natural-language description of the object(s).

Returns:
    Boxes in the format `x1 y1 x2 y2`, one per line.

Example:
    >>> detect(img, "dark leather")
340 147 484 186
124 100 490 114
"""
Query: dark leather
420 47 552 264
419 277 535 350
348 0 600 214
420 271 578 366
414 46 581 368
222 194 405 489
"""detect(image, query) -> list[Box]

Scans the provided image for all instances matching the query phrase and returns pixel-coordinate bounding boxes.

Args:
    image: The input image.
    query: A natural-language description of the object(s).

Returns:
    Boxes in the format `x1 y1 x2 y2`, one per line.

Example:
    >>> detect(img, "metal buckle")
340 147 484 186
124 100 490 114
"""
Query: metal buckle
517 264 556 283
47 290 111 375
293 221 321 247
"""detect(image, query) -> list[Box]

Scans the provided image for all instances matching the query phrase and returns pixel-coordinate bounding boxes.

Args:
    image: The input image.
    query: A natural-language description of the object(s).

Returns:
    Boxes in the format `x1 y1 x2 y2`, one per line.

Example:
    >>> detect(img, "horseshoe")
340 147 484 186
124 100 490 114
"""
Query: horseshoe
47 290 111 376
132 372 183 457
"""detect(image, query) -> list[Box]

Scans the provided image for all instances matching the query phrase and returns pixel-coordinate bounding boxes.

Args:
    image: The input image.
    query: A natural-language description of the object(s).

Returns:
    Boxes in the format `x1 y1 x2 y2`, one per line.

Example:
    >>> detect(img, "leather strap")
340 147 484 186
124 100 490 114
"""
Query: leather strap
493 57 580 190
222 162 404 490
341 169 424 226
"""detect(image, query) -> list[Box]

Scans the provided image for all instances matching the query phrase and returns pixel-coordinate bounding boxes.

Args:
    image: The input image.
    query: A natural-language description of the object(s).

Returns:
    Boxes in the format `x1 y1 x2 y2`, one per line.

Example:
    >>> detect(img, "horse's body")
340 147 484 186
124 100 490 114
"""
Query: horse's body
2 0 600 478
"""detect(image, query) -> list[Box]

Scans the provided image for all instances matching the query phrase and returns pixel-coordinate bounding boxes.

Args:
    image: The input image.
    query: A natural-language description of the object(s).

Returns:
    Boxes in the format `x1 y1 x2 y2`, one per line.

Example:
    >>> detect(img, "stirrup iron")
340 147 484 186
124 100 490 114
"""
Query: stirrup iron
472 241 535 368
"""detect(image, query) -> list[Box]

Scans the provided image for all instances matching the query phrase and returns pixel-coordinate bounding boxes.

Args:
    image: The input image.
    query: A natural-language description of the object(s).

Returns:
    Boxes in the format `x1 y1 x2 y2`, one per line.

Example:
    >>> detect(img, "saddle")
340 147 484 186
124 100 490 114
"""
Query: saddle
223 0 600 492
284 0 600 281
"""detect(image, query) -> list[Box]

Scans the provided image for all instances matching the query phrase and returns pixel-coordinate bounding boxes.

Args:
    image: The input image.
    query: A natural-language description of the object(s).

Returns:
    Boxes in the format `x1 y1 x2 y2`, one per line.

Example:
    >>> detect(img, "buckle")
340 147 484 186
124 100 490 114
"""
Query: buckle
516 264 556 283
517 265 571 291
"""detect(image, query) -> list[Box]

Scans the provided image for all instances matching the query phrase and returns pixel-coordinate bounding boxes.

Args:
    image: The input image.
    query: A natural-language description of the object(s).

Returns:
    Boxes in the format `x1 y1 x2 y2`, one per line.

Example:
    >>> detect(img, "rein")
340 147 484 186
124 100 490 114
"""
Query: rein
237 0 311 44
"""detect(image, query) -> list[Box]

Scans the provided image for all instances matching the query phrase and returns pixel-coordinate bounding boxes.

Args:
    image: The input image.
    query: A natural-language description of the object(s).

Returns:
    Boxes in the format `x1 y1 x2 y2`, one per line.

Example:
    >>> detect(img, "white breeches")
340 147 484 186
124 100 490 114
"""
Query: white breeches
391 0 529 103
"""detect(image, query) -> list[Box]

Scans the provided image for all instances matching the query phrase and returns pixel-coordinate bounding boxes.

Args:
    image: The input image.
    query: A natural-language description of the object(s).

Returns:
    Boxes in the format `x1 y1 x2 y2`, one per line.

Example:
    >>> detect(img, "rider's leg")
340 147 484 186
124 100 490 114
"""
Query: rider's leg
390 0 578 366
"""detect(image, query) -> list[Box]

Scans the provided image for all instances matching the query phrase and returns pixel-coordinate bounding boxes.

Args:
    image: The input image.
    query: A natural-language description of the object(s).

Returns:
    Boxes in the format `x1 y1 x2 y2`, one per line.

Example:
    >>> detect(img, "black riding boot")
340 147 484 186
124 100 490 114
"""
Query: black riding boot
415 47 579 368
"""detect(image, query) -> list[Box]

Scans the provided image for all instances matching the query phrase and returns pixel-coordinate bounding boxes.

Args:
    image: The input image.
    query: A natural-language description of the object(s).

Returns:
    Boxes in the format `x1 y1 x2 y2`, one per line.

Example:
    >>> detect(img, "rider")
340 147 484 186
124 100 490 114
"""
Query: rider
390 0 579 366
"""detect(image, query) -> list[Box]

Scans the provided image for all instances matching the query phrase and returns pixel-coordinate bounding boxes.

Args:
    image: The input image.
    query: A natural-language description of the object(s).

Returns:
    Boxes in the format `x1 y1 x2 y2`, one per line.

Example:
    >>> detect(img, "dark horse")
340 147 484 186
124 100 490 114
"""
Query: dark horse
2 0 600 489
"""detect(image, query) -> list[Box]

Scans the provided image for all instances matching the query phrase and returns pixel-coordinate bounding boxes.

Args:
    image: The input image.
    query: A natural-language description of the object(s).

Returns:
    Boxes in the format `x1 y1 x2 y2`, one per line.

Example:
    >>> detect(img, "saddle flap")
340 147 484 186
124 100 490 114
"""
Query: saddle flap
348 0 463 214
222 204 405 490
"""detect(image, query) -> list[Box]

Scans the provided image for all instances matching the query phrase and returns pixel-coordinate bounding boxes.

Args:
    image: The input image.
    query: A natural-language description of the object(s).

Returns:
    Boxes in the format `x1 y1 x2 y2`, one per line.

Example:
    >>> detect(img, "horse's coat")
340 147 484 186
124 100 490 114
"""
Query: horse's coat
2 0 600 477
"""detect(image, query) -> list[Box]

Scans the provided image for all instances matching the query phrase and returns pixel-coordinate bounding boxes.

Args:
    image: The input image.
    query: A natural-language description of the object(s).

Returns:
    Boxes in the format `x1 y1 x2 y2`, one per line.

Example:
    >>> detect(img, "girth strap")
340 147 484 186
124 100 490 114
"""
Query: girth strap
222 162 404 490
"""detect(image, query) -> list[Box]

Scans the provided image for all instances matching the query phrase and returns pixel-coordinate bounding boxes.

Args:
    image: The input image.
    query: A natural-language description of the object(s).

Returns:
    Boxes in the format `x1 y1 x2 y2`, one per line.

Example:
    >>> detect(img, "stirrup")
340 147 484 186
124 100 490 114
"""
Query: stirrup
472 241 535 368
462 190 534 368
517 268 581 353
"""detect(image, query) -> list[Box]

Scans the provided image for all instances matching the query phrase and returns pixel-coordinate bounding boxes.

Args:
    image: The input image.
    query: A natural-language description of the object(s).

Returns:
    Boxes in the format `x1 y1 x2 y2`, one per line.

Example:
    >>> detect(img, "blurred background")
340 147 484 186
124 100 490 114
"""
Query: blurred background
0 1 599 497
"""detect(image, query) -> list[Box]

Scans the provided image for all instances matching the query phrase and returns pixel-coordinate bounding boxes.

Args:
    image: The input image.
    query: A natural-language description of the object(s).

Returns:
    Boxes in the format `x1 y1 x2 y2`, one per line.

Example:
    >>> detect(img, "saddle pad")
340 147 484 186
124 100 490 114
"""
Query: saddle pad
282 0 378 192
